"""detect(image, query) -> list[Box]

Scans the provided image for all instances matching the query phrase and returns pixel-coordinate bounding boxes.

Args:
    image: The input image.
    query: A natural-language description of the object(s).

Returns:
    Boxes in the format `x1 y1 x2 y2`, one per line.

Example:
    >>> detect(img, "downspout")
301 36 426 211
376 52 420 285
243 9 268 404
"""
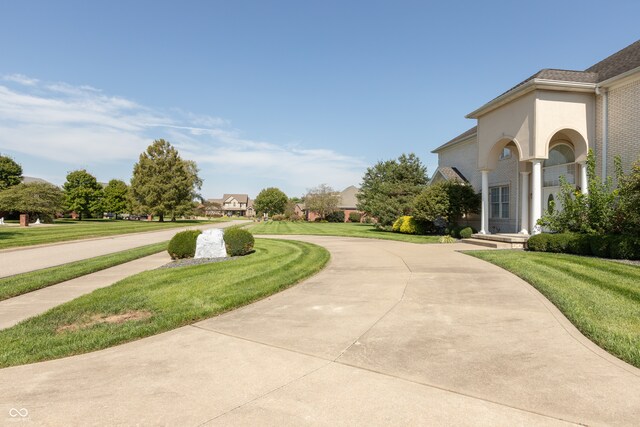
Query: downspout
597 86 609 180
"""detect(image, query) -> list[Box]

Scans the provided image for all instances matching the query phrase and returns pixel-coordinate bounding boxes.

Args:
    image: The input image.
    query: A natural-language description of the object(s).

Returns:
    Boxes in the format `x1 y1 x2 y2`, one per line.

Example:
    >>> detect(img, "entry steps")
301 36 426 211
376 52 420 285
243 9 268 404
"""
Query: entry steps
461 233 529 249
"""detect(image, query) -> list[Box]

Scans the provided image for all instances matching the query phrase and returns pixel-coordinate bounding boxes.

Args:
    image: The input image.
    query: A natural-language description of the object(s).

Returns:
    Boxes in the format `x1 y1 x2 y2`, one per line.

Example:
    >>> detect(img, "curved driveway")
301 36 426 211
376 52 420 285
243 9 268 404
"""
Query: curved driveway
1 236 639 425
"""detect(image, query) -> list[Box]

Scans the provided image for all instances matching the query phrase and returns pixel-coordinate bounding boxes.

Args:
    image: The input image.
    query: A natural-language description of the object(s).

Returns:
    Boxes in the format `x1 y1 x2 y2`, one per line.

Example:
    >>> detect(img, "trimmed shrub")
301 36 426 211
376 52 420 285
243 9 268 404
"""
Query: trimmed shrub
392 216 405 232
459 227 474 239
168 230 202 259
325 211 345 223
349 212 362 223
566 233 592 256
399 216 429 235
271 214 286 221
527 233 550 252
609 235 640 260
589 234 614 258
224 228 255 256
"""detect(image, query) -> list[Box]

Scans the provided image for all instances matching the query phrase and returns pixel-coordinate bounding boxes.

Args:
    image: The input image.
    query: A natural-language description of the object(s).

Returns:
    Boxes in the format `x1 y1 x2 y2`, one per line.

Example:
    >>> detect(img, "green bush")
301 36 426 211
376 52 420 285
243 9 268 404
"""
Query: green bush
271 214 286 221
566 234 592 256
167 230 202 259
589 234 614 258
398 216 428 235
392 216 405 232
609 235 640 260
527 233 550 252
325 211 345 223
459 227 474 239
348 212 362 223
224 228 255 256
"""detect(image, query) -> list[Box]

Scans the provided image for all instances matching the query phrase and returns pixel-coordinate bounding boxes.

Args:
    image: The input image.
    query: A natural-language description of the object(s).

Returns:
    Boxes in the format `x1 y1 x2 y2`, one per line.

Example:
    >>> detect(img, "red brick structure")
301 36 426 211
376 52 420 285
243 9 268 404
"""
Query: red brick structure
19 214 29 227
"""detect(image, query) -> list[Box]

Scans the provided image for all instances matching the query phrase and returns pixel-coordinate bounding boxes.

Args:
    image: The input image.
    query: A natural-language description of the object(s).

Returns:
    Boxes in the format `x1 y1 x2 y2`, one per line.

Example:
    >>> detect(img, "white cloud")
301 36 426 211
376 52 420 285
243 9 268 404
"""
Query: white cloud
0 76 366 196
2 73 39 86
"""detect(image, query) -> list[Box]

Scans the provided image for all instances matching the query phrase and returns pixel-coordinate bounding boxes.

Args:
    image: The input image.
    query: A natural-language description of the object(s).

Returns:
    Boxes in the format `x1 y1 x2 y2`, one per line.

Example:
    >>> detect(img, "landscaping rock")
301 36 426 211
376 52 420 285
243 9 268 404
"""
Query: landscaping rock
194 229 227 259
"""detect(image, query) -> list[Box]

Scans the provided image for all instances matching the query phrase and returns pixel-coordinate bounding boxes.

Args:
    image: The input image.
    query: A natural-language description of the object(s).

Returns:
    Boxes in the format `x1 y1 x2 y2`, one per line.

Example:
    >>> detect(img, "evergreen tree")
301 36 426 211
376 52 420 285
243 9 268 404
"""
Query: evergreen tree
63 169 103 220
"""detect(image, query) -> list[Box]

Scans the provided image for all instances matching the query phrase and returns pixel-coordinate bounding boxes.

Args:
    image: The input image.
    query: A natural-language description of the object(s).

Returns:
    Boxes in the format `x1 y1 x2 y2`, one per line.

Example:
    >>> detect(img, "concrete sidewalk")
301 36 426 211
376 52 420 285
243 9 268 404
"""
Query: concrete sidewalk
1 236 639 425
0 220 242 278
0 251 171 329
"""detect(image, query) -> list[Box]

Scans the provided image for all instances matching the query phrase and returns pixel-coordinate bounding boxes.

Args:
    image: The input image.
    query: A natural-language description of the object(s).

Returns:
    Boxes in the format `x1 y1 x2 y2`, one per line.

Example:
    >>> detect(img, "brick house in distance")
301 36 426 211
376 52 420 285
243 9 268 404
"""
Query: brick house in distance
299 185 365 222
432 39 640 235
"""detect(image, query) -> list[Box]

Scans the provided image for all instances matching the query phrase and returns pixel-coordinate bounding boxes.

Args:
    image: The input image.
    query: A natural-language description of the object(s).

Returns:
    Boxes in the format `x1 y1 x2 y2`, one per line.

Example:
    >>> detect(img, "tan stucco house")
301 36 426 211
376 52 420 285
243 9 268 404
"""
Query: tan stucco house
206 194 254 217
432 39 640 235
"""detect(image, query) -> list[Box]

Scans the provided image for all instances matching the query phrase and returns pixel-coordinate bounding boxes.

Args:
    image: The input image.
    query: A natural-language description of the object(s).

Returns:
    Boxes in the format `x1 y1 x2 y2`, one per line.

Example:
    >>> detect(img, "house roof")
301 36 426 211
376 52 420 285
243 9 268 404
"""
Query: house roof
338 185 359 209
468 39 640 119
21 176 55 186
431 166 468 183
223 194 249 204
586 39 640 82
431 126 477 153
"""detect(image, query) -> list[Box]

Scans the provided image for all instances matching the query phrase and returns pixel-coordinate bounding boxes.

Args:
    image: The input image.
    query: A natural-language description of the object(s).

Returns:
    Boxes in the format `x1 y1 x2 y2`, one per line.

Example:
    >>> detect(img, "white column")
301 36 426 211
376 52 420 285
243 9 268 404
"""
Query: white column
519 171 530 234
580 162 588 195
531 160 543 235
480 170 490 234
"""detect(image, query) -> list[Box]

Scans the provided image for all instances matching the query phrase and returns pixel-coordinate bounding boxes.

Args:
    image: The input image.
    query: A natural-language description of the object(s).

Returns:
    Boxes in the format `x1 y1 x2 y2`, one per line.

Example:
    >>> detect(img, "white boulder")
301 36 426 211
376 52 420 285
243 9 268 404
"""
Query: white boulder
194 229 227 259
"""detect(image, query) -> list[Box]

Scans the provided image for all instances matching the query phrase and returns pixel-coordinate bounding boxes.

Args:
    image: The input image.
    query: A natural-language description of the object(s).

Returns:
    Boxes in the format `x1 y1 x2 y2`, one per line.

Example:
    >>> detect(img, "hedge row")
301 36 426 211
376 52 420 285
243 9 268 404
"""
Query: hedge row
527 232 640 260
167 228 255 259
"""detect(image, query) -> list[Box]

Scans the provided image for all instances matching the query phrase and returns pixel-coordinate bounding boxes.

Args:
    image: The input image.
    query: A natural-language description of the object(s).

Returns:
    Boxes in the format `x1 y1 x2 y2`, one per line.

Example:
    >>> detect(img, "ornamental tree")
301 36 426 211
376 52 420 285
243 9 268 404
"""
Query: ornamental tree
254 187 288 216
0 154 23 190
130 139 202 222
0 182 63 221
63 169 103 220
305 184 340 220
102 179 130 219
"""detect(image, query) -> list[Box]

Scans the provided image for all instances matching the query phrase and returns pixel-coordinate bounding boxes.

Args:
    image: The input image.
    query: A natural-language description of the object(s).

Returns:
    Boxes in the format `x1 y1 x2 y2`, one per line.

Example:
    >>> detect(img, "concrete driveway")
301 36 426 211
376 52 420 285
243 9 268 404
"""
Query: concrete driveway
1 236 639 426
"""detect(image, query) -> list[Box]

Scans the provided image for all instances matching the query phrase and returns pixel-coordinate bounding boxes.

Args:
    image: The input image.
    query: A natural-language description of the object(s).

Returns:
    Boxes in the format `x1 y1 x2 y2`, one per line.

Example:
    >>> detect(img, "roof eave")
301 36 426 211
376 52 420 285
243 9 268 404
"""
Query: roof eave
466 79 597 119
597 64 640 89
431 132 477 154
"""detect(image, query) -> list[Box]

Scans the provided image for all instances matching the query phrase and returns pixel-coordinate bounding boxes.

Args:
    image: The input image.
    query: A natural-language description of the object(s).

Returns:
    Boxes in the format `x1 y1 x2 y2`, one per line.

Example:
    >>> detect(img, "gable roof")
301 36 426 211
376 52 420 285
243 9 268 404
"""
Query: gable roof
430 166 468 184
467 39 640 119
223 194 249 204
431 126 477 153
338 185 359 209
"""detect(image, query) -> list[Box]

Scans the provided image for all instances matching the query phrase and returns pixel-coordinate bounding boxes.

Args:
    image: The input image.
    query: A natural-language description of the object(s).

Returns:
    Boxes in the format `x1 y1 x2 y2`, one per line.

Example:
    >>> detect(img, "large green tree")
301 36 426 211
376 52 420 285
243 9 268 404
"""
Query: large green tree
130 139 202 222
357 153 428 226
305 184 340 220
0 154 23 191
413 181 480 225
254 187 288 216
63 169 103 220
0 182 63 221
102 179 130 219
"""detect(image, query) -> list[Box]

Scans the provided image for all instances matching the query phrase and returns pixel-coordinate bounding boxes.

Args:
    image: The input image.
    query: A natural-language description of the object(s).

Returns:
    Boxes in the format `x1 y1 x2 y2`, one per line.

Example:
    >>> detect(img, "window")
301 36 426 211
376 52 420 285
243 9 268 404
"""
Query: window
543 144 576 187
499 147 511 160
490 186 509 219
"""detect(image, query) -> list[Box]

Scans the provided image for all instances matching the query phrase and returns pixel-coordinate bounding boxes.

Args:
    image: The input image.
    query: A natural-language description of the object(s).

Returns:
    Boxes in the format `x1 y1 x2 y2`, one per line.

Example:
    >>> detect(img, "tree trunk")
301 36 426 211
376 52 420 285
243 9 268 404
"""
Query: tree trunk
158 214 164 222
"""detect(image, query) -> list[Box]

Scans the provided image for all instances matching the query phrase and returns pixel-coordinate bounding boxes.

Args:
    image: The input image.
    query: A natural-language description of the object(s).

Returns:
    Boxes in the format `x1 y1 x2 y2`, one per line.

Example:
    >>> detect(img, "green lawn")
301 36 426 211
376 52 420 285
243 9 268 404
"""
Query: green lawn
249 221 441 243
0 242 168 301
467 250 640 368
0 238 329 368
0 218 226 250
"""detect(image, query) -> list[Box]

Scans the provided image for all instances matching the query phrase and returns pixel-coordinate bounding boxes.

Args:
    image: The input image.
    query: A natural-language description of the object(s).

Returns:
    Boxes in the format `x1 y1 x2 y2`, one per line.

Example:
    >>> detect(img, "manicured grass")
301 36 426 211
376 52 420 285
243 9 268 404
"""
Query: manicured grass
0 242 168 301
0 218 226 250
466 250 640 368
0 238 329 368
249 221 441 243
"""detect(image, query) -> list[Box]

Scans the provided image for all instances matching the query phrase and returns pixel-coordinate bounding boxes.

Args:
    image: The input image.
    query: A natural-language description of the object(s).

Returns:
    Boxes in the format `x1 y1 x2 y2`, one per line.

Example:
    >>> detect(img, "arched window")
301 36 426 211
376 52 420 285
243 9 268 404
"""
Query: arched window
544 144 576 187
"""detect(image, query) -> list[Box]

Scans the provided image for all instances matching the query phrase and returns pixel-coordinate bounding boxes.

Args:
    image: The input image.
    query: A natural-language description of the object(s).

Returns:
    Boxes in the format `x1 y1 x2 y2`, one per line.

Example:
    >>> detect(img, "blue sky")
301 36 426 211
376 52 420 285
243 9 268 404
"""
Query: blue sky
1 0 639 198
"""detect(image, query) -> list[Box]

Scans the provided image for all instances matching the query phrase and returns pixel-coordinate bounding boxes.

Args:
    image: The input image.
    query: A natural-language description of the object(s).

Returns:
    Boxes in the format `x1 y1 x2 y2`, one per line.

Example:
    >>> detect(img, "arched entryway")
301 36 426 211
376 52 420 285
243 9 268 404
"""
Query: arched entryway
543 142 577 213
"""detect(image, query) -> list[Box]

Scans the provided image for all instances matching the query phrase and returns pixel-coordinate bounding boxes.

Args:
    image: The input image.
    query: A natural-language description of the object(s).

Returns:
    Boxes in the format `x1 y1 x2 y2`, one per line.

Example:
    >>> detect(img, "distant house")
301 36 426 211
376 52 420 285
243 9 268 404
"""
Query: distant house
21 176 56 186
206 194 254 217
300 186 366 222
